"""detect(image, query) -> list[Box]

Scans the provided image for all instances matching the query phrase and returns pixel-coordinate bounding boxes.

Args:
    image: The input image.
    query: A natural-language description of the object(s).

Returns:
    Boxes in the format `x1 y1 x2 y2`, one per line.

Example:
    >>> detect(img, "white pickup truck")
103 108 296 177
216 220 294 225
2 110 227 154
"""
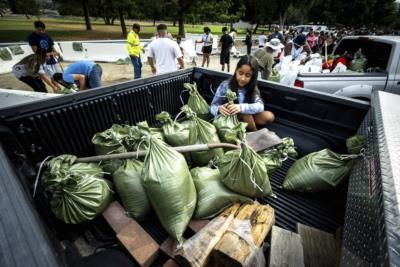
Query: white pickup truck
294 36 400 100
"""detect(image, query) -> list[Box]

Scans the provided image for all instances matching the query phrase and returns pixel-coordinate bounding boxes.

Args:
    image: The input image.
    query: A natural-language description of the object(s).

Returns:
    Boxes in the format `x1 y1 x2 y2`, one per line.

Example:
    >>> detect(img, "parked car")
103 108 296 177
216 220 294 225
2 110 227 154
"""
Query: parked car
295 35 400 100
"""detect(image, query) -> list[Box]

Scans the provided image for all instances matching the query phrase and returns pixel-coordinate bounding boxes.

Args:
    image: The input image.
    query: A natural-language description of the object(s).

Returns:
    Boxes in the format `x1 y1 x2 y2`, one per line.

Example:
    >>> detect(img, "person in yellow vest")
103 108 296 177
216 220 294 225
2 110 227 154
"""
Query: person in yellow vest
127 23 144 79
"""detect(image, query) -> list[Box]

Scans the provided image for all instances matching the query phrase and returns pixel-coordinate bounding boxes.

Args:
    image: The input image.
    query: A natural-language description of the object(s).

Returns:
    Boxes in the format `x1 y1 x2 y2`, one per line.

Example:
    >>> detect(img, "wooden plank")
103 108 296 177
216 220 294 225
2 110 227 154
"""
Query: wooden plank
160 237 180 259
269 226 304 267
102 201 132 233
297 223 336 267
187 219 210 234
212 203 275 267
163 259 180 267
175 204 241 267
117 221 160 267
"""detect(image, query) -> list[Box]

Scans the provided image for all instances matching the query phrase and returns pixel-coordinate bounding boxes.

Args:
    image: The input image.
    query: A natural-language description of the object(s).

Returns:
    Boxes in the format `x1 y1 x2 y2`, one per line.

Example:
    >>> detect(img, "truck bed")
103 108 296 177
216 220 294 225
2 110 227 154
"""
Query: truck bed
1 68 398 266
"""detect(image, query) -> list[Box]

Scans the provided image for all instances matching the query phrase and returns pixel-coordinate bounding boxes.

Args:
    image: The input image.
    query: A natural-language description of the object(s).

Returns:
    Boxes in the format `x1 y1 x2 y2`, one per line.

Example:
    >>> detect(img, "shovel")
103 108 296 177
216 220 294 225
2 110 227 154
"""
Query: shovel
75 128 282 163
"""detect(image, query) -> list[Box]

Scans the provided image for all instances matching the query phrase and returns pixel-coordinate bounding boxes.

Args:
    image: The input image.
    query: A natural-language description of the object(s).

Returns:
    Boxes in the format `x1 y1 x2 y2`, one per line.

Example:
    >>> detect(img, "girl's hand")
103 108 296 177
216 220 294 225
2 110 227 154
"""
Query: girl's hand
218 104 230 116
228 104 241 115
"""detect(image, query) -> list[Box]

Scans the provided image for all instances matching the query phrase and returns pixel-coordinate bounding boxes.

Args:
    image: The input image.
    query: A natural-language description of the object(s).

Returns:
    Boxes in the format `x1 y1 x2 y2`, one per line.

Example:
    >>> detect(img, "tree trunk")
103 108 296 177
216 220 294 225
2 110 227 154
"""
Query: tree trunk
118 7 127 38
279 11 287 30
82 0 92 30
8 0 17 13
230 16 233 31
252 22 259 34
111 16 116 25
178 16 185 37
173 20 177 27
153 18 156 26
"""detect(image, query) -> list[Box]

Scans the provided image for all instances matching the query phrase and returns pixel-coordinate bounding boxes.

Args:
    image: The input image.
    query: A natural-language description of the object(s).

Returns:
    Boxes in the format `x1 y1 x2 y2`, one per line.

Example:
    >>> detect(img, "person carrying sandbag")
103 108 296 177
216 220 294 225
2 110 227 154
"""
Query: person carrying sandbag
210 55 275 131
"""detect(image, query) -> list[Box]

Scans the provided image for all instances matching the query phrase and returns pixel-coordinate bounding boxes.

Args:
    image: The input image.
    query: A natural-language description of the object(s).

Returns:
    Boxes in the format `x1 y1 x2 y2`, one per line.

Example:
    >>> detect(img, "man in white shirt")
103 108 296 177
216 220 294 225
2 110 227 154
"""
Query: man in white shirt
257 31 268 48
147 24 184 75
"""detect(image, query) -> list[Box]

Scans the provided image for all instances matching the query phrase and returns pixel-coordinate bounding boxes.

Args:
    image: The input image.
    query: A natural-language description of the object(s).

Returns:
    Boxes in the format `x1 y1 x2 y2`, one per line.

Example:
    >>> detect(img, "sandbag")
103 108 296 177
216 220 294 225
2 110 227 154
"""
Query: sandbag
91 124 131 173
213 90 243 144
183 82 210 120
142 136 196 242
282 149 355 192
42 154 113 224
268 68 281 82
124 121 164 151
112 159 150 220
219 143 272 198
191 167 252 219
260 137 298 175
349 49 368 72
346 135 365 154
183 105 224 166
156 111 190 147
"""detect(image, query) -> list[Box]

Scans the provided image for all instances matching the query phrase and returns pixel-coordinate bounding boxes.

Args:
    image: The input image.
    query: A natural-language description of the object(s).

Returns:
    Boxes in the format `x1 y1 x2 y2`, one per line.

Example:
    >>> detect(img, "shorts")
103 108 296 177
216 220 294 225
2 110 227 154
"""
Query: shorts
202 45 212 54
220 49 230 65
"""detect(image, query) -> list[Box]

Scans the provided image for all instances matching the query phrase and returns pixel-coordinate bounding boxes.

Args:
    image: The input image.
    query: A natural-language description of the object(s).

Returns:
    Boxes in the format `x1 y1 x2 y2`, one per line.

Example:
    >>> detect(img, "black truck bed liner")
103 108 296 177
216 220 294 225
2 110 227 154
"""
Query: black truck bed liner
1 68 398 266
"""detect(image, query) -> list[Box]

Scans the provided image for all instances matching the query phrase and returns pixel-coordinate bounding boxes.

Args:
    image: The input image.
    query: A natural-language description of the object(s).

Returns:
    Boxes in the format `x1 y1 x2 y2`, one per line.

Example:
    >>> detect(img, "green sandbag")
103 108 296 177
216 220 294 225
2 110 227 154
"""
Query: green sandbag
191 167 252 219
92 124 130 155
182 105 224 166
260 149 282 176
91 124 131 173
112 159 150 220
183 82 210 120
349 49 367 72
346 135 365 154
42 154 113 224
9 45 24 55
142 136 196 242
219 143 273 198
282 149 355 193
268 69 281 82
156 111 190 147
213 90 243 144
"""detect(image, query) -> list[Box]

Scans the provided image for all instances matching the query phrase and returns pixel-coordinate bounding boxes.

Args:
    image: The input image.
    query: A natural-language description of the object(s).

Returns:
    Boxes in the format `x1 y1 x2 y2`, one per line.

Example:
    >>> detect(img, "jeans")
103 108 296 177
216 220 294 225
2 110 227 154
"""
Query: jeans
130 55 142 79
87 64 103 89
19 76 47 93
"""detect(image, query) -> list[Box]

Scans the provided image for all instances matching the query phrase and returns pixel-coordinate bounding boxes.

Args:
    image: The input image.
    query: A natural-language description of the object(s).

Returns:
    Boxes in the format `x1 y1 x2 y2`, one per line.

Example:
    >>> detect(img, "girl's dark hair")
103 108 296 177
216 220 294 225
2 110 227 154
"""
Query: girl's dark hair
17 51 47 75
203 27 210 33
229 55 260 103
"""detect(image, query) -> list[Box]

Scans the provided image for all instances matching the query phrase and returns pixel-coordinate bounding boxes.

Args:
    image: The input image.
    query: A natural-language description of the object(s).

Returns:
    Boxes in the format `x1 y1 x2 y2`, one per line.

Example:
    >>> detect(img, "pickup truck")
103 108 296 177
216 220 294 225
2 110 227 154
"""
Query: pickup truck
0 68 399 266
295 36 400 100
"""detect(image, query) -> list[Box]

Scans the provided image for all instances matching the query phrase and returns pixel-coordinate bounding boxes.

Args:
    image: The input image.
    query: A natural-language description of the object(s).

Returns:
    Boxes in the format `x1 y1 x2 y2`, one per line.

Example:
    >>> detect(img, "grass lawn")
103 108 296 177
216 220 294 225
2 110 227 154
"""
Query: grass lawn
0 16 249 42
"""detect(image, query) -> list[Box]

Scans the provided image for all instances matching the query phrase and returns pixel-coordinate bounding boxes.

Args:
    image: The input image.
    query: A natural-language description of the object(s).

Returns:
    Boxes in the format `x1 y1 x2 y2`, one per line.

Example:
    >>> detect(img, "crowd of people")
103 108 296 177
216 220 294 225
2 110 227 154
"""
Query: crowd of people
13 20 383 93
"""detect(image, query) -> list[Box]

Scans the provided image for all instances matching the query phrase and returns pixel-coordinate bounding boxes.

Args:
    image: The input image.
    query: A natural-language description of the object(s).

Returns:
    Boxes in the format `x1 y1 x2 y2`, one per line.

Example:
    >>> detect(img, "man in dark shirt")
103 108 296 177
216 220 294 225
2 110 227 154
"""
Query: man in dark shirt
28 21 60 88
268 26 284 43
219 27 233 72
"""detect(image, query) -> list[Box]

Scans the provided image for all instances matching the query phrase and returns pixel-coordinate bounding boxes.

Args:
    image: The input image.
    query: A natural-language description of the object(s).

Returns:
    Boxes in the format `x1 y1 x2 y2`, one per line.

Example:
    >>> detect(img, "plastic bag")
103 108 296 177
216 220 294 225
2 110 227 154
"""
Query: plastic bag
42 154 113 224
142 135 197 242
332 62 347 73
219 143 272 198
191 167 252 219
112 159 150 220
183 82 210 120
183 105 224 166
156 111 190 147
213 90 243 144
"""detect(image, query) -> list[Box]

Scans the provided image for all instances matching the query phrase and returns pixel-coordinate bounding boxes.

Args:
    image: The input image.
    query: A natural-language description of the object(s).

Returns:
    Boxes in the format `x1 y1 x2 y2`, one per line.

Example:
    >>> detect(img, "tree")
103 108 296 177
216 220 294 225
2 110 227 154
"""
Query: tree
54 0 92 30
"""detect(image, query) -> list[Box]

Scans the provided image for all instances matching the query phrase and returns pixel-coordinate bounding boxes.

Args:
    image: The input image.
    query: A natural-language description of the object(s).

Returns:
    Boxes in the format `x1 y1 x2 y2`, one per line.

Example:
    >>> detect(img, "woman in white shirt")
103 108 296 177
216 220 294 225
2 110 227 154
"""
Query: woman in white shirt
196 27 213 67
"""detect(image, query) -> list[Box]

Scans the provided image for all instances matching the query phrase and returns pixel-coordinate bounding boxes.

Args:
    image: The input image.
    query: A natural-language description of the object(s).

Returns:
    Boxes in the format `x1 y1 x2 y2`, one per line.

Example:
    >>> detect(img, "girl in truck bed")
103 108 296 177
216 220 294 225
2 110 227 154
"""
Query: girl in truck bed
210 55 275 131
